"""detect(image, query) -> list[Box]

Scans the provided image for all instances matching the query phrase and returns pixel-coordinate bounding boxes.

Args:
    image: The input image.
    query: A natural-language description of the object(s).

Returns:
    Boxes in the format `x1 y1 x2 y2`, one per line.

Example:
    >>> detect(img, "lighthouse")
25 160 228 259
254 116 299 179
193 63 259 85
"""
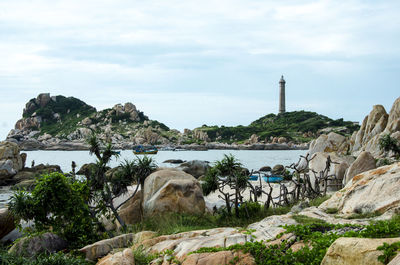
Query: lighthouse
279 75 286 114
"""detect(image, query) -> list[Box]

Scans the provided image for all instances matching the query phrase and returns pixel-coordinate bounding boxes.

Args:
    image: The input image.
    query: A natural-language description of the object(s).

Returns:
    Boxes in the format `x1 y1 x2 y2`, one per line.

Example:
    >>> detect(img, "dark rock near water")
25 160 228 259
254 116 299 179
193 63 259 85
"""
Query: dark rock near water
272 164 285 174
178 160 210 178
77 163 98 176
163 159 184 164
259 166 271 172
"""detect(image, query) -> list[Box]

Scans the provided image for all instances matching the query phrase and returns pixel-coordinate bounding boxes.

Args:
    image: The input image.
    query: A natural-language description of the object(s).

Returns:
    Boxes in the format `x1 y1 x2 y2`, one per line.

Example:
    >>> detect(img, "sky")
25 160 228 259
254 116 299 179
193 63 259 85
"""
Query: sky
1 0 399 140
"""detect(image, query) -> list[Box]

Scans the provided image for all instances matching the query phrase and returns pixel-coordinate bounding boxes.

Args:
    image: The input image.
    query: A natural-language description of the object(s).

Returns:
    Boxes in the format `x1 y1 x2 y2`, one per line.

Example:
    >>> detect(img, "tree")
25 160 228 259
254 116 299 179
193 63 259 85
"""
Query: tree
9 172 97 246
86 133 157 227
202 154 248 217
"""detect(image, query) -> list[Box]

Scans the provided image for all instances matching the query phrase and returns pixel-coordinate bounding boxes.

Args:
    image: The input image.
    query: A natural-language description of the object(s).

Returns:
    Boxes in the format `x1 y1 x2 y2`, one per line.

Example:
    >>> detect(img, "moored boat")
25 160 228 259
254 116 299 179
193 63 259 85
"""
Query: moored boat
133 145 158 155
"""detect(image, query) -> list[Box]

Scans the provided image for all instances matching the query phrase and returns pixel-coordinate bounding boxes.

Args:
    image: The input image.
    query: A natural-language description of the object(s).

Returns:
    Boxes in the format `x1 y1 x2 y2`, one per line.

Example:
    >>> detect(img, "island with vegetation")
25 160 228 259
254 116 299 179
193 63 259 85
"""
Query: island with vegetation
6 93 359 151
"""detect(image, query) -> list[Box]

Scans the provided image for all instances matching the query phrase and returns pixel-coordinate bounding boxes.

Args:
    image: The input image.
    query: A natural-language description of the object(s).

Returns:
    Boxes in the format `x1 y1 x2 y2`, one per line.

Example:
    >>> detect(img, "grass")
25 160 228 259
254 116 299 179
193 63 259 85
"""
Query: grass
122 205 292 237
309 195 331 207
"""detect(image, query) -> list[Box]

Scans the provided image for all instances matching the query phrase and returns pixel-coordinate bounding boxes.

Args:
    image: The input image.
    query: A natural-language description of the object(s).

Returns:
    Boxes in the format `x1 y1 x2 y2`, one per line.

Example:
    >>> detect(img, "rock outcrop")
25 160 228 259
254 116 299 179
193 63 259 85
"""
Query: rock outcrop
80 231 156 261
321 237 400 265
142 169 205 217
0 141 24 183
344 151 376 184
319 162 400 215
97 248 135 265
350 97 400 157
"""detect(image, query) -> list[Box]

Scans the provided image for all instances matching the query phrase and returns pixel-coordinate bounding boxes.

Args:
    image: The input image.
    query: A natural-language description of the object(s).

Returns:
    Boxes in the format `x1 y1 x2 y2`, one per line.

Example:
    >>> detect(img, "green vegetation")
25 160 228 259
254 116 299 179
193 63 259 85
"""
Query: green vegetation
379 134 400 158
192 214 400 265
0 249 92 265
308 195 331 207
9 172 98 247
377 241 400 264
194 111 359 143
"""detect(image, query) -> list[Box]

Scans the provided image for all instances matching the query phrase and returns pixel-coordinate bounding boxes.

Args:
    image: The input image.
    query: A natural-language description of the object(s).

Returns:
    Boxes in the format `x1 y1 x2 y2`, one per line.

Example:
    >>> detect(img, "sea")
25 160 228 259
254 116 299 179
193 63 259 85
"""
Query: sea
0 149 306 208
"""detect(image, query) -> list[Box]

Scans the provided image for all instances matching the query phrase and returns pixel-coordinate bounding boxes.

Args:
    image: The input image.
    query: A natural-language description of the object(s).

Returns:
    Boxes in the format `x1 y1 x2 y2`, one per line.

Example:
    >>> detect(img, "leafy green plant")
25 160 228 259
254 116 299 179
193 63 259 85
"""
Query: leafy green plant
379 134 400 157
377 241 400 264
9 172 97 246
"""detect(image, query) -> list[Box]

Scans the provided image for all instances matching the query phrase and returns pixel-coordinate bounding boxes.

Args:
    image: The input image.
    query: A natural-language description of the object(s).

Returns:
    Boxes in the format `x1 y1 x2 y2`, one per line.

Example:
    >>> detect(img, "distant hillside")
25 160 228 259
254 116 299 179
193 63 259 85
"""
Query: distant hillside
8 93 179 149
192 111 359 144
7 93 359 149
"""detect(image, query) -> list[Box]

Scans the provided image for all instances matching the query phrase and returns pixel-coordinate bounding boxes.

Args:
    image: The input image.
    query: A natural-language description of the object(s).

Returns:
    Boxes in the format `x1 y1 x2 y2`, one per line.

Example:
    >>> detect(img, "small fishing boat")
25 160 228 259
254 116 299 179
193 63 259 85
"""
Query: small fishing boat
262 175 283 183
248 175 259 181
133 146 158 155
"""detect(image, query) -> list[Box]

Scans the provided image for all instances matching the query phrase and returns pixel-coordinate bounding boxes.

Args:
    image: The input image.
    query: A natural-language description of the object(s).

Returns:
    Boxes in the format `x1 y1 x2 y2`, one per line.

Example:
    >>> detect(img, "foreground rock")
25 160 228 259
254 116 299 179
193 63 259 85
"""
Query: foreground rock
81 231 156 261
142 169 205 217
321 237 400 265
117 190 142 226
0 208 15 240
180 251 255 265
344 151 376 184
319 162 400 215
9 232 68 257
97 248 135 265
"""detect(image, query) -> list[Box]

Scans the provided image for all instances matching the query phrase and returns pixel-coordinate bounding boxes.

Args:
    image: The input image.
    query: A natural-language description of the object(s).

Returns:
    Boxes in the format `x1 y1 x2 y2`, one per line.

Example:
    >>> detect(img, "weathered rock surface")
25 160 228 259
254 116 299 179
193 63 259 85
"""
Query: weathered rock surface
181 251 255 265
177 160 210 179
344 151 376 184
118 190 142 226
319 162 400 215
272 164 285 174
142 169 205 217
0 141 24 182
350 97 400 157
0 208 15 240
388 252 400 265
321 237 400 265
308 132 349 156
97 248 135 265
80 231 156 261
9 232 68 257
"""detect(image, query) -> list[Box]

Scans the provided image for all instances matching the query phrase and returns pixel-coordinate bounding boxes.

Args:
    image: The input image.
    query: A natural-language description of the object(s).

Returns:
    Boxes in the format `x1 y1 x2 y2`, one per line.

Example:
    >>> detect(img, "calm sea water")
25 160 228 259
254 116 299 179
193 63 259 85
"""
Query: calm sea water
0 149 305 208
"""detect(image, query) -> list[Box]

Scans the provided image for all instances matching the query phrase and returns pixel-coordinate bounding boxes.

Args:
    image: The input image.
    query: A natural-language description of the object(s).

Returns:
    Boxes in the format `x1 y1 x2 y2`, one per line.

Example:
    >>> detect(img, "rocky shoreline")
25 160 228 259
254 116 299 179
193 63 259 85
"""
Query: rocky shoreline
15 141 308 151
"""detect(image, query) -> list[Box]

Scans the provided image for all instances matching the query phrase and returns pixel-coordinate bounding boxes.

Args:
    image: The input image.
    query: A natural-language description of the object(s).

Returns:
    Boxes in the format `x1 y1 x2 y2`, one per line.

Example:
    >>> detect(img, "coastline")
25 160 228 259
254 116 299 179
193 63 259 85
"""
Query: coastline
16 140 308 151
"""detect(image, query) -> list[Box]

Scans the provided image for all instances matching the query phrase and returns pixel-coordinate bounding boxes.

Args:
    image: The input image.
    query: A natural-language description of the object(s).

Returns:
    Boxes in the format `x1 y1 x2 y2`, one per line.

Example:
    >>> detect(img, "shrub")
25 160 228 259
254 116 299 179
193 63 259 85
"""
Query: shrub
9 172 97 246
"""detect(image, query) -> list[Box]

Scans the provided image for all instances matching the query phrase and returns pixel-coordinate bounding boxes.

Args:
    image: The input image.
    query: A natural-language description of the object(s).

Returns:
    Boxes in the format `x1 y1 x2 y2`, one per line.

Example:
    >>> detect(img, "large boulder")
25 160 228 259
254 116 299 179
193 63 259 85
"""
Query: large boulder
178 160 210 178
117 190 142 226
308 132 349 156
319 162 400 215
142 169 205 217
272 164 285 174
0 208 15 240
97 248 135 265
0 141 24 182
9 232 68 258
344 151 376 184
321 237 400 265
80 231 156 261
350 97 400 157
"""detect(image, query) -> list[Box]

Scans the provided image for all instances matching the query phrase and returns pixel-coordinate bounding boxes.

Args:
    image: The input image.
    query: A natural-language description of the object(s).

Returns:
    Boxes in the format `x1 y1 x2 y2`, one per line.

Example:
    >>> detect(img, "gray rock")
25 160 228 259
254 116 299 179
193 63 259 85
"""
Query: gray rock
178 160 210 178
9 232 68 257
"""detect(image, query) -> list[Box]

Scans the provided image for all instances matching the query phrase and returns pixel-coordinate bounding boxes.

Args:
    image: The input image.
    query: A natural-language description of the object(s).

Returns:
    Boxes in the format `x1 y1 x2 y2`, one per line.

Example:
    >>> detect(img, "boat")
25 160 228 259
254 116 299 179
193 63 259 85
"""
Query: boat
133 145 158 155
262 175 283 183
248 175 259 181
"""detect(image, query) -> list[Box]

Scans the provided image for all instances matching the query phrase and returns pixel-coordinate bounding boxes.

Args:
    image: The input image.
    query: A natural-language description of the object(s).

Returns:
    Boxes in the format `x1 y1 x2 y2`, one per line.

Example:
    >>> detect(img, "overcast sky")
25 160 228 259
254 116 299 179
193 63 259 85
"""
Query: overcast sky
1 0 399 140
